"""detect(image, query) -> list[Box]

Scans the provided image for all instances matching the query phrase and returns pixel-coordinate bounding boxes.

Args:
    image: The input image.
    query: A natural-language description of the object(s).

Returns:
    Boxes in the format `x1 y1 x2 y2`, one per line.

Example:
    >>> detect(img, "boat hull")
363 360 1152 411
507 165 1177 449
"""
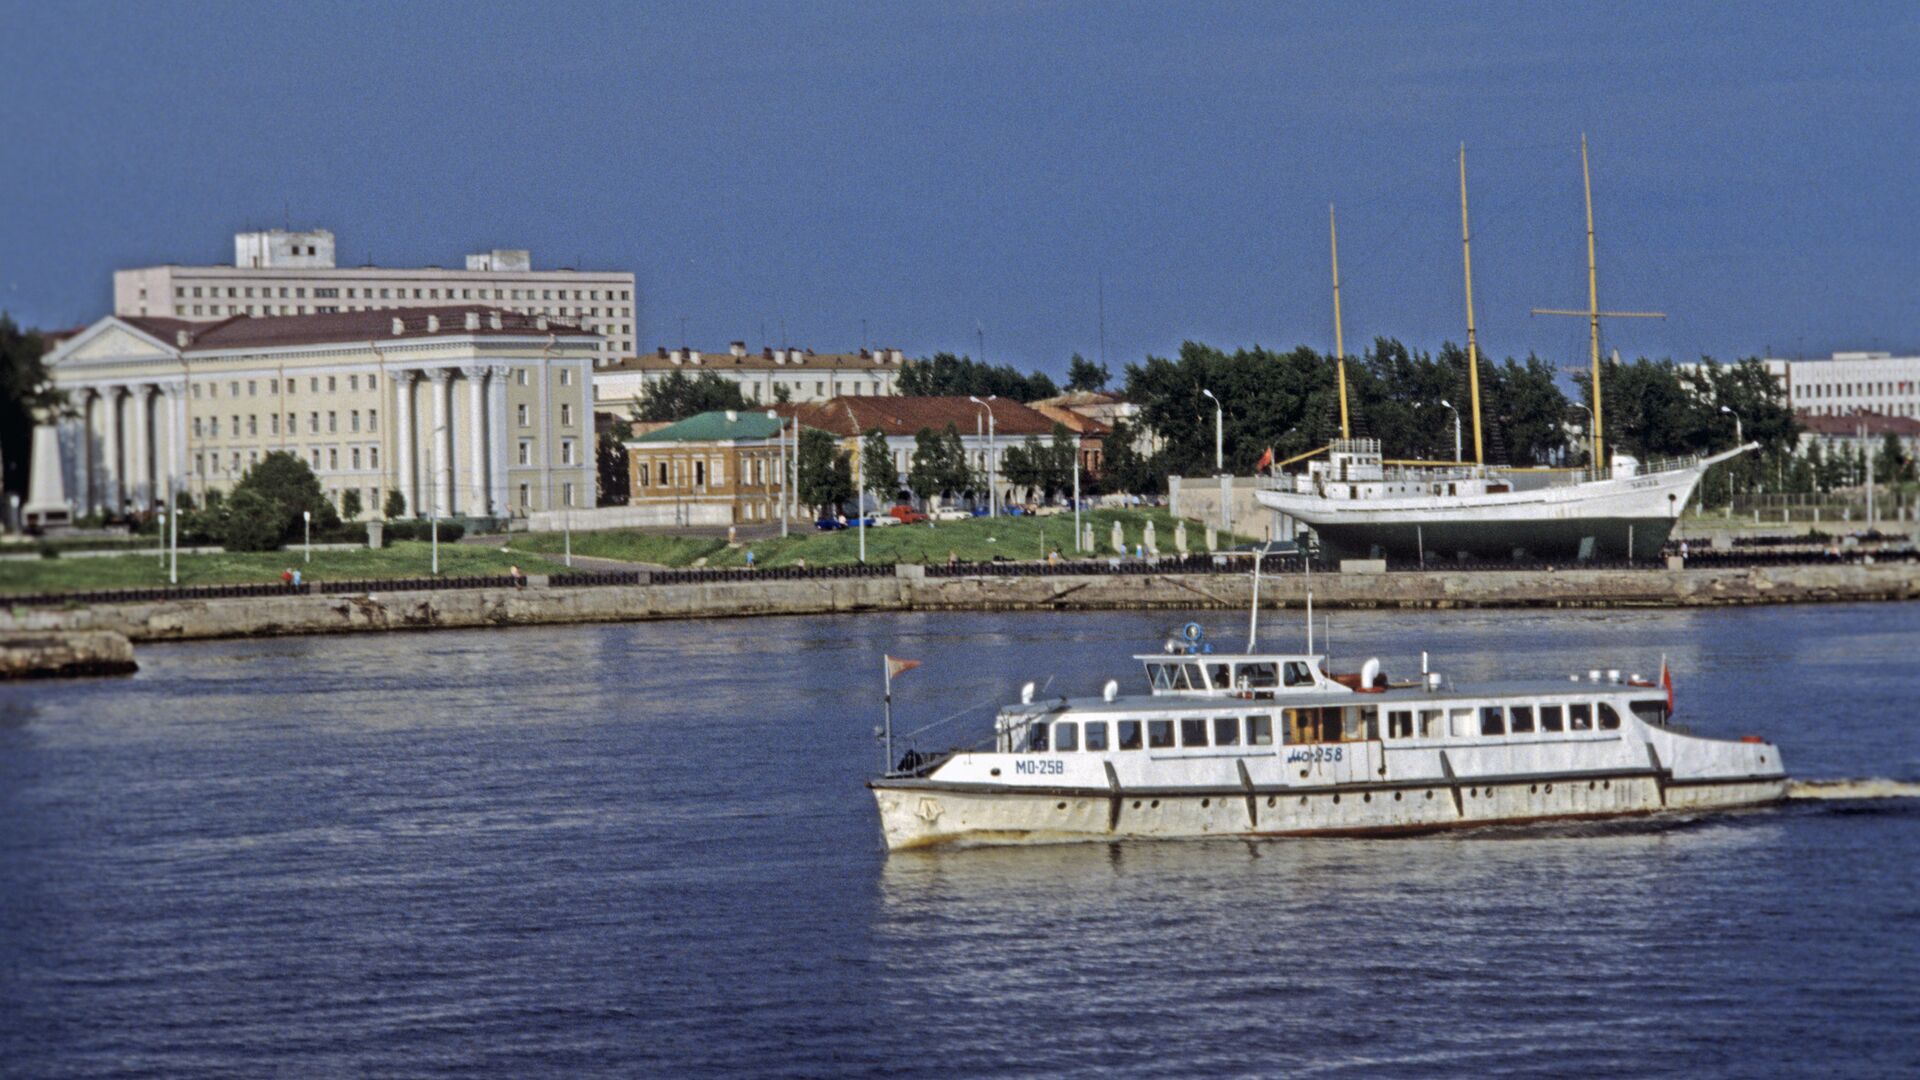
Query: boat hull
871 773 1787 851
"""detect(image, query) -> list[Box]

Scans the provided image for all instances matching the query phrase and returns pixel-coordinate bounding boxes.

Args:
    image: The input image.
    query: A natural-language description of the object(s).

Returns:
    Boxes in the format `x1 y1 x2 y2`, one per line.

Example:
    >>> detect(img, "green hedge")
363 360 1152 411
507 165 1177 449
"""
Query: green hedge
380 520 466 545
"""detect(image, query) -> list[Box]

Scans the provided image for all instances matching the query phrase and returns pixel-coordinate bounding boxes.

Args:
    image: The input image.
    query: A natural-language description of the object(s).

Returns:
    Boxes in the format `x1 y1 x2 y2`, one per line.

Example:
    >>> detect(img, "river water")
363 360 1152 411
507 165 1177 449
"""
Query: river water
3 604 1917 1077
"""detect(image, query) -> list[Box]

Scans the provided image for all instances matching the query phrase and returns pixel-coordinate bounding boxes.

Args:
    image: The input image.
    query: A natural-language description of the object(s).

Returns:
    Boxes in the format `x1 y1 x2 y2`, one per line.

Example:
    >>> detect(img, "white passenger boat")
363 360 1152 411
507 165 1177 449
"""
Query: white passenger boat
869 625 1787 851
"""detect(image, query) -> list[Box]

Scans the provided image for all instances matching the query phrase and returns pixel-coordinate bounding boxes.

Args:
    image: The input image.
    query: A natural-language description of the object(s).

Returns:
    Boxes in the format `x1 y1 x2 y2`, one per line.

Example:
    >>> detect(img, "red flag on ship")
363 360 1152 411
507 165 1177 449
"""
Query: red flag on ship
1661 657 1674 713
1255 447 1274 472
886 655 921 679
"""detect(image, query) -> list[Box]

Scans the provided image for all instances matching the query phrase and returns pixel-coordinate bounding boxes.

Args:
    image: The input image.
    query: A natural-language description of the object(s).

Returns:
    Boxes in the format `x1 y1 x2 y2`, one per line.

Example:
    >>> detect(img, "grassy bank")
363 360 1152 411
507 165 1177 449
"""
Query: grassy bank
0 542 562 596
507 507 1251 569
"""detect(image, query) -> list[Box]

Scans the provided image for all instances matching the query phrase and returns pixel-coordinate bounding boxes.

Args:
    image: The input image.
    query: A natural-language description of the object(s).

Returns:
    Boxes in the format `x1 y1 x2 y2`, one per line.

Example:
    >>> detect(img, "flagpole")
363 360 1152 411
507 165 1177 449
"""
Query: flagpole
883 659 894 773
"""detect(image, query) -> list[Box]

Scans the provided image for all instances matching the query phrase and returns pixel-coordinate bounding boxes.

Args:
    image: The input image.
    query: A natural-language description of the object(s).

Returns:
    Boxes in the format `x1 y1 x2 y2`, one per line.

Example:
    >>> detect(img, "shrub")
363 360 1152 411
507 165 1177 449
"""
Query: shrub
380 520 465 545
221 488 285 551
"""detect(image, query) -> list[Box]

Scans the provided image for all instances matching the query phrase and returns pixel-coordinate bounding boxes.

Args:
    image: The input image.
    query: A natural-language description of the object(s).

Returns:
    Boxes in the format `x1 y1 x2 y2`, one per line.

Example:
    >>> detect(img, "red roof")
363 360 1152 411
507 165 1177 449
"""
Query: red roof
1797 411 1920 437
118 306 595 351
783 396 1068 438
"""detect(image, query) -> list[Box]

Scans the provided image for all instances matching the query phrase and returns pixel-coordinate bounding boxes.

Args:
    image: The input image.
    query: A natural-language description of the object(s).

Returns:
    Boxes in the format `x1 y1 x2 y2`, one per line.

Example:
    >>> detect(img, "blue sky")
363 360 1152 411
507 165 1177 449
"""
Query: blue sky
3 1 1915 385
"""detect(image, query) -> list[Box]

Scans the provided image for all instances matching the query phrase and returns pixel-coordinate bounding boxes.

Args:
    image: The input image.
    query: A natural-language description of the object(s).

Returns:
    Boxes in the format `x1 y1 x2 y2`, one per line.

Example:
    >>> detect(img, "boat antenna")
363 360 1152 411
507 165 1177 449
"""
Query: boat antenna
1529 134 1665 476
1459 144 1485 466
1331 203 1350 439
1247 551 1263 653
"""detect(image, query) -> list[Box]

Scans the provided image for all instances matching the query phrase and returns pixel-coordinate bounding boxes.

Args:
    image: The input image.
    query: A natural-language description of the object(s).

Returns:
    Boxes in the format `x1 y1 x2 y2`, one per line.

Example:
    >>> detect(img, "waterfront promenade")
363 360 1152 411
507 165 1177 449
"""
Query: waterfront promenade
4 559 1917 645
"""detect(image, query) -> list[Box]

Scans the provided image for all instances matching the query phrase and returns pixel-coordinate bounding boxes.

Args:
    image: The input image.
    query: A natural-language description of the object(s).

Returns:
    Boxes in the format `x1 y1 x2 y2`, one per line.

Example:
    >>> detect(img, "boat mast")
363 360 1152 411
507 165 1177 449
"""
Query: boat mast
1331 203 1350 439
1530 135 1665 478
1459 144 1485 466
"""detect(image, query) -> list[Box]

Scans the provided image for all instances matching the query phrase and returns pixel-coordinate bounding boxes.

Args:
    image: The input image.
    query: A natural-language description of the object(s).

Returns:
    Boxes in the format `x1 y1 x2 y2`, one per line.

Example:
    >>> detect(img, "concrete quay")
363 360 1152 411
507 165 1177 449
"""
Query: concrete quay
1 562 1916 644
0 630 138 679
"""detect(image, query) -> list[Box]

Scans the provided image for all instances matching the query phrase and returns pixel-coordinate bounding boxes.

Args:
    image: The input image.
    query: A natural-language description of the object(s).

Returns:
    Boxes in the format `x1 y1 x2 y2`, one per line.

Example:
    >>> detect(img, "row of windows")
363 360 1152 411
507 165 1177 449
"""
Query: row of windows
180 284 632 303
193 409 378 438
1793 380 1916 398
191 374 378 399
1025 701 1638 754
1029 715 1277 753
633 453 784 490
194 444 379 476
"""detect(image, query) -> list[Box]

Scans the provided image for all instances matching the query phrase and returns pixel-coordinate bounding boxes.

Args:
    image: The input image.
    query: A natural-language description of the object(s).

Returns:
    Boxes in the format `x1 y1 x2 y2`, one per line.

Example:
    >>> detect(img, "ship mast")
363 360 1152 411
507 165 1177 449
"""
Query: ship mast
1459 144 1485 466
1531 134 1665 477
1331 203 1349 439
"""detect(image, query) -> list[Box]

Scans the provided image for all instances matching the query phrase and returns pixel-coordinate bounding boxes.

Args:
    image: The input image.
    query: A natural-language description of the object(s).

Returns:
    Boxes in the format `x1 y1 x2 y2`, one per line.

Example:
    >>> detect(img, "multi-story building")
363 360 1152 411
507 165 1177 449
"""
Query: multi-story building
790 395 1079 508
40 306 596 521
113 228 638 361
594 342 905 411
1747 352 1920 419
624 409 790 526
1795 412 1920 463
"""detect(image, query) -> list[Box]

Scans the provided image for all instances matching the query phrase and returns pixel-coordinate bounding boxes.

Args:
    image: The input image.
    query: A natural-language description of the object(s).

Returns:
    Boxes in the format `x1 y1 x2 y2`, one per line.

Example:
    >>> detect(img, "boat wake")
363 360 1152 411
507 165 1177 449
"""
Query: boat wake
1788 779 1920 801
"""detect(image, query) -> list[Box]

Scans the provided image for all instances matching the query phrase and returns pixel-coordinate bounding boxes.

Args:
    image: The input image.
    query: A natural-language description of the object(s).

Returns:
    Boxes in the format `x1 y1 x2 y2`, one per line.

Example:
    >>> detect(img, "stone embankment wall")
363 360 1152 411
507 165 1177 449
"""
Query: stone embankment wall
0 630 138 678
2 563 1916 644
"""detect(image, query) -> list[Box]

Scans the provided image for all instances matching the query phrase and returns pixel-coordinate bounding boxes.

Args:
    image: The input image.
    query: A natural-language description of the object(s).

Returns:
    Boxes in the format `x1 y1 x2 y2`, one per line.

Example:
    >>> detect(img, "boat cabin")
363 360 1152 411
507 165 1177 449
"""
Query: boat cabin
1136 652 1342 699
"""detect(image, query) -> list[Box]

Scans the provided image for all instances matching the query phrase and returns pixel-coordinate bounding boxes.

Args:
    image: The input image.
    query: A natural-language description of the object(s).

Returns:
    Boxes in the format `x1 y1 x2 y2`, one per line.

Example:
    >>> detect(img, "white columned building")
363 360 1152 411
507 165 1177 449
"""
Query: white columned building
37 306 597 524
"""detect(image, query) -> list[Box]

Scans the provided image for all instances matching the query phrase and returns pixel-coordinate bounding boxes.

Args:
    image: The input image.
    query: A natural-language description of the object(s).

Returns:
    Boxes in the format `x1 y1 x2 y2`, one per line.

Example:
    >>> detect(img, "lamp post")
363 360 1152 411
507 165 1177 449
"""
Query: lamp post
968 396 998 517
168 477 178 585
302 510 311 564
429 423 444 576
1719 405 1742 448
1201 389 1224 472
1438 399 1463 464
1721 406 1743 517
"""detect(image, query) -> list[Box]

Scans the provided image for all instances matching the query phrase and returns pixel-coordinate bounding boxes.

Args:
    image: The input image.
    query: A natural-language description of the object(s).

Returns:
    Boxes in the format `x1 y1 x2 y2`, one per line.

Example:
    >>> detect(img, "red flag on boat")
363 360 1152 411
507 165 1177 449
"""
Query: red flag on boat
886 655 921 680
1255 446 1274 472
1661 657 1674 713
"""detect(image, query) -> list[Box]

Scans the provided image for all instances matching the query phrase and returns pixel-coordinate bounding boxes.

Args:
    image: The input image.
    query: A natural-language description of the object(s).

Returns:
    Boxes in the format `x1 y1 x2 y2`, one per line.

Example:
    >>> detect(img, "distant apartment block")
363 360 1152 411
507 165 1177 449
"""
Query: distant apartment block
1760 352 1920 419
114 228 637 361
594 342 905 409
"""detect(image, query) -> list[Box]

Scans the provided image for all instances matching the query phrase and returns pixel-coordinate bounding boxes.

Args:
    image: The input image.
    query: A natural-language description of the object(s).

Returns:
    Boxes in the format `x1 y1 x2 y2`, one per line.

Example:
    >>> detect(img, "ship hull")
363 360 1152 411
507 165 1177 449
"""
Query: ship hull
1254 447 1749 562
872 773 1787 851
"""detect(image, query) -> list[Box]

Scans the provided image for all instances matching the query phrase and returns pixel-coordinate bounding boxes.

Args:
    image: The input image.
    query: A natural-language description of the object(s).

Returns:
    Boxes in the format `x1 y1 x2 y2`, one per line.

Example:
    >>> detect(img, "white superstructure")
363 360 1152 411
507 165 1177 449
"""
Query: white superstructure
870 626 1786 850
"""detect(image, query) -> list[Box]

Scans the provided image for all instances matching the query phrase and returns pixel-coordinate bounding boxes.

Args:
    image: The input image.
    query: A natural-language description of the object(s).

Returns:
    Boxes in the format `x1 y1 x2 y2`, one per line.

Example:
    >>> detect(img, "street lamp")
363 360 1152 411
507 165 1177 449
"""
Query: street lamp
1719 405 1743 448
429 423 445 576
1200 389 1223 473
1438 399 1463 464
968 395 998 516
302 509 312 564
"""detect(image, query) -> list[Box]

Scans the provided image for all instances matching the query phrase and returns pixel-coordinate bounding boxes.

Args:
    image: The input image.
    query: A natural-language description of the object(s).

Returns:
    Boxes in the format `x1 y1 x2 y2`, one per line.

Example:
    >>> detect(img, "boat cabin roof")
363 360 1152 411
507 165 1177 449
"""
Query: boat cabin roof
1003 676 1663 721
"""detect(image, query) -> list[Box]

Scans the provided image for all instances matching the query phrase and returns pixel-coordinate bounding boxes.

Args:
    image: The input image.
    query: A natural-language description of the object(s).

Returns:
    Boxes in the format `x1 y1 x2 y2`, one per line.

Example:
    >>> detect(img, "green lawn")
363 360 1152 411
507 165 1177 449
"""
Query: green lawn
0 541 565 596
512 507 1254 569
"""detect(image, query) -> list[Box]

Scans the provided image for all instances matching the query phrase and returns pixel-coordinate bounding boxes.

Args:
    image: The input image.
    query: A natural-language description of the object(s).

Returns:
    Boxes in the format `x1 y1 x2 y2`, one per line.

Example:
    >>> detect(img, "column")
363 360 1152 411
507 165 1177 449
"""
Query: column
488 364 511 516
462 365 490 516
428 368 453 516
100 386 123 515
129 384 151 510
163 380 187 506
72 393 94 513
395 369 416 516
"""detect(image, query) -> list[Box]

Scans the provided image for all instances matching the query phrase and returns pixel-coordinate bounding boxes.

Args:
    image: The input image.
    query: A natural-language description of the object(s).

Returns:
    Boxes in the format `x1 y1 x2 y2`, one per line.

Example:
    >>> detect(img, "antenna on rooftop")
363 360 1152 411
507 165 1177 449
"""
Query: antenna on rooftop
679 315 688 349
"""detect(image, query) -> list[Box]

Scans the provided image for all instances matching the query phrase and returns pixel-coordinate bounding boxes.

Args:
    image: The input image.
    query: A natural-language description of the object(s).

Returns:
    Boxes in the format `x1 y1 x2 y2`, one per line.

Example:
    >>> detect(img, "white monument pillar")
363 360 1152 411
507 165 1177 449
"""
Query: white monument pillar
428 368 453 516
462 365 490 516
394 369 416 516
22 410 71 527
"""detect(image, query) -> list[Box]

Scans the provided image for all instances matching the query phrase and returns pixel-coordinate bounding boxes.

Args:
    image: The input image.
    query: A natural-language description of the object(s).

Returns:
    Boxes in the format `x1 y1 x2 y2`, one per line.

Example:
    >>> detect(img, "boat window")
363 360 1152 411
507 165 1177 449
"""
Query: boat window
1540 705 1565 732
1599 703 1622 730
1387 709 1413 738
1025 722 1050 752
1510 705 1535 734
1419 709 1444 737
1205 663 1232 690
1246 715 1273 746
1180 718 1209 747
1570 703 1593 731
1085 722 1109 751
1213 716 1240 746
1174 665 1201 691
1240 662 1279 689
1118 720 1143 750
1283 661 1314 687
1361 706 1379 740
1054 722 1078 752
1148 663 1174 691
1630 699 1668 727
1148 720 1175 748
1450 708 1474 737
1480 706 1506 737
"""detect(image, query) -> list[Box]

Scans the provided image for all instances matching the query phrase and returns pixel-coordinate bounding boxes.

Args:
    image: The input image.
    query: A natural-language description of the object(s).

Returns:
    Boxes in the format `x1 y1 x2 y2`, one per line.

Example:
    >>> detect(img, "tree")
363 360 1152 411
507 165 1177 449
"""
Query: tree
598 417 632 507
1066 353 1111 392
222 451 340 551
796 427 853 515
1876 432 1912 485
907 427 949 504
340 488 363 521
861 429 897 506
1001 437 1044 496
633 370 750 422
938 423 973 498
897 352 1059 402
1099 419 1163 496
1 313 63 502
384 488 407 519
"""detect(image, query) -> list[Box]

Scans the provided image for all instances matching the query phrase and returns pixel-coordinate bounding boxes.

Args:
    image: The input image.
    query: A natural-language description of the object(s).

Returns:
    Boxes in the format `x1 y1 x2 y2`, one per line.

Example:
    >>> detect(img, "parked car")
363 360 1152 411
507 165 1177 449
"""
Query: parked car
868 513 902 527
932 507 972 522
888 505 929 525
814 516 847 531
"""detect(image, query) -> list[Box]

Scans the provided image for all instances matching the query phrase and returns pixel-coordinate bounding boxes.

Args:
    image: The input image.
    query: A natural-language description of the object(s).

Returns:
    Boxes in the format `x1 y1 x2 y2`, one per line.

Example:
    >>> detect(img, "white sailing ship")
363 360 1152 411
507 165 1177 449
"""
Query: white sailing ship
870 623 1786 851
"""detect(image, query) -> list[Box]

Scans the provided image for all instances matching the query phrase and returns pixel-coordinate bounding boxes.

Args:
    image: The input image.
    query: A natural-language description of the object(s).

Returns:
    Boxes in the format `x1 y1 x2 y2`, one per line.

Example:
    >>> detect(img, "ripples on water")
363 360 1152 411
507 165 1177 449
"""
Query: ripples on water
2 605 1918 1077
